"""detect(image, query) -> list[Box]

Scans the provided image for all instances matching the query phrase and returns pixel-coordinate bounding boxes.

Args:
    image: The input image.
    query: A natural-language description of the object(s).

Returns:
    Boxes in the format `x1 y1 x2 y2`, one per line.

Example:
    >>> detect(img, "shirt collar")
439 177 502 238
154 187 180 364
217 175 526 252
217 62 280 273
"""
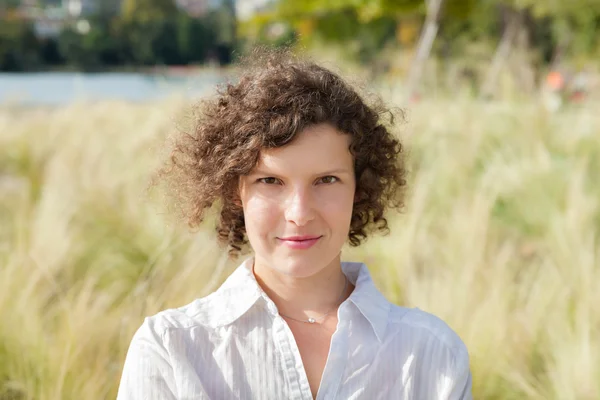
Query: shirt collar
205 257 391 342
202 256 264 328
341 261 391 343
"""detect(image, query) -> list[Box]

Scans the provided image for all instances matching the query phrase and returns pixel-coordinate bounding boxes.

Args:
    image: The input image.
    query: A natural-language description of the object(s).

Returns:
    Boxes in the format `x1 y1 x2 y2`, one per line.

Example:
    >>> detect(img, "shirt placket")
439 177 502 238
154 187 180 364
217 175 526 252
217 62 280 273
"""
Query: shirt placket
272 302 351 400
260 293 310 400
273 315 313 400
315 302 349 400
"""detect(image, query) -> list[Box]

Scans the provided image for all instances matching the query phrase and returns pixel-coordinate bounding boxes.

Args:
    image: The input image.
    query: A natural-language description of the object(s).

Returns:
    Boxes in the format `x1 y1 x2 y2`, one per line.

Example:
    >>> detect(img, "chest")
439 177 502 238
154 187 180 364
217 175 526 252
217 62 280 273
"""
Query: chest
287 320 338 399
174 314 422 400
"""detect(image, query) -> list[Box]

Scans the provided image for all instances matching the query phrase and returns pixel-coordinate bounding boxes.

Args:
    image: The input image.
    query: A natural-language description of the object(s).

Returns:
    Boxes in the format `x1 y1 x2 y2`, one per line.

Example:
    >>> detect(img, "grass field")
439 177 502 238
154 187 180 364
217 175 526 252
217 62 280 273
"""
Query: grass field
0 92 599 399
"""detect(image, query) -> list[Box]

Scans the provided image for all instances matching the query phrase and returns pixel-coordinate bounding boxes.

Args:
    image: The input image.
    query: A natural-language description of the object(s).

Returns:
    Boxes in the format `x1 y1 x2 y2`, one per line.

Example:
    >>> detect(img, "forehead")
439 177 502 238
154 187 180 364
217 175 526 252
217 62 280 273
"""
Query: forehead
255 124 353 172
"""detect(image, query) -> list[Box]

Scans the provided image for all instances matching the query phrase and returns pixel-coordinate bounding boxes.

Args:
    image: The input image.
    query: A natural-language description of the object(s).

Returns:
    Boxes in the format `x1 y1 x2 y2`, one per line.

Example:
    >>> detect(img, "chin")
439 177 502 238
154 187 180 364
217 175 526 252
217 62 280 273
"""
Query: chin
273 251 335 278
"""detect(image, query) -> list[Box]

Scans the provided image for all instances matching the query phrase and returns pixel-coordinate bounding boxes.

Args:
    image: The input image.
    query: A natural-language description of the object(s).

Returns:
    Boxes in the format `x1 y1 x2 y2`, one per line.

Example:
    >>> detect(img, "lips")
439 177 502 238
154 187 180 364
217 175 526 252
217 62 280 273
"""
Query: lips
277 235 323 249
279 235 321 241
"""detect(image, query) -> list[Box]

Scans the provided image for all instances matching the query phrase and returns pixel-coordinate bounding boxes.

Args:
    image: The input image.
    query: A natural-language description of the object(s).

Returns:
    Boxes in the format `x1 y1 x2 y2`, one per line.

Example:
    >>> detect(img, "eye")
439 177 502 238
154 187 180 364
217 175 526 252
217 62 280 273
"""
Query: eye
318 176 338 184
258 177 281 185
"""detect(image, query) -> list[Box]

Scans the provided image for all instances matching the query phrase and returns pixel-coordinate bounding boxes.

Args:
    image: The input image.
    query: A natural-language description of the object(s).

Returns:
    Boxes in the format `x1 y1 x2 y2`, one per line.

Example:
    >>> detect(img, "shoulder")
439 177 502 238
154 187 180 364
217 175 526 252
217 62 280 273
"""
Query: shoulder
118 298 222 398
132 262 261 341
133 294 222 341
387 305 469 364
382 305 473 398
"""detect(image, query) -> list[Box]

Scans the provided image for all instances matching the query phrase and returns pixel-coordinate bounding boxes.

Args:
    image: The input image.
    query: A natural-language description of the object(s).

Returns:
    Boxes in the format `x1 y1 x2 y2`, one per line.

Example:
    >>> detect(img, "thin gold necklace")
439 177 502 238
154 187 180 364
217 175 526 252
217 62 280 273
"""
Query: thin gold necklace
279 276 349 324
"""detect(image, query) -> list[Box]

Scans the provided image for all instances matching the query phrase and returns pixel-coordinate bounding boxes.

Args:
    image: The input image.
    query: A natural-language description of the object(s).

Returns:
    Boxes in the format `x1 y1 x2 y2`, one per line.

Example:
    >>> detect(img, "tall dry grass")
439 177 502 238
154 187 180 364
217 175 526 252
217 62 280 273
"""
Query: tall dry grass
0 93 599 399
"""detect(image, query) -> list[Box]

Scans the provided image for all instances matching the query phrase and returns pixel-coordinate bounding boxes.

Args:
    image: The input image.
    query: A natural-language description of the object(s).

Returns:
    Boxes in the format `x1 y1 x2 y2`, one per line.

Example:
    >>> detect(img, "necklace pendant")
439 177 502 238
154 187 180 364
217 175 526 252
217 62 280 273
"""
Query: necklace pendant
308 317 316 324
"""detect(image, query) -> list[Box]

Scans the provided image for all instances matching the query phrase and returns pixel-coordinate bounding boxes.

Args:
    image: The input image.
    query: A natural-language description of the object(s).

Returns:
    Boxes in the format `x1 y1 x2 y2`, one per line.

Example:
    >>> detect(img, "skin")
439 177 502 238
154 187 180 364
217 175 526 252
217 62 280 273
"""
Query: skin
238 122 357 319
238 123 359 398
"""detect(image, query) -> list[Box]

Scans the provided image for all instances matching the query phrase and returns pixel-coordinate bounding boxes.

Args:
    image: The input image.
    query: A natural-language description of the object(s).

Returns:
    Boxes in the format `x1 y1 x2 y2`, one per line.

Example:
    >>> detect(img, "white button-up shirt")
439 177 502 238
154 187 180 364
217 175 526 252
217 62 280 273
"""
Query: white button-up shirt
117 257 473 399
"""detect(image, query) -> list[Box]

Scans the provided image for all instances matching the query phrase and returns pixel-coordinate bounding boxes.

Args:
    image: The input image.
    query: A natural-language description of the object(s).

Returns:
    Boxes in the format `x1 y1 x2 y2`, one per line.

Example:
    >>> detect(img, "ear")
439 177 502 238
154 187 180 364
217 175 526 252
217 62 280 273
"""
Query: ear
232 196 243 207
232 178 244 207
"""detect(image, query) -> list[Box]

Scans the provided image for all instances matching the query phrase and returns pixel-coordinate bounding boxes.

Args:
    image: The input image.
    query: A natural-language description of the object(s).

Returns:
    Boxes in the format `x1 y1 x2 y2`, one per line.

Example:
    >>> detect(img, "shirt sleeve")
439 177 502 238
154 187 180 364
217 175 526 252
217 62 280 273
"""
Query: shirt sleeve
446 342 473 400
416 327 474 400
117 317 177 400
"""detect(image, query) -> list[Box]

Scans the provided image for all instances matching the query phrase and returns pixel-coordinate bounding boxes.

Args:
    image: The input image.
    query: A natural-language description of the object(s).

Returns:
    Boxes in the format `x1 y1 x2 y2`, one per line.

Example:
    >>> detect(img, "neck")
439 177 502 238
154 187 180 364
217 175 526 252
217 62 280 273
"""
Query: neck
252 255 353 320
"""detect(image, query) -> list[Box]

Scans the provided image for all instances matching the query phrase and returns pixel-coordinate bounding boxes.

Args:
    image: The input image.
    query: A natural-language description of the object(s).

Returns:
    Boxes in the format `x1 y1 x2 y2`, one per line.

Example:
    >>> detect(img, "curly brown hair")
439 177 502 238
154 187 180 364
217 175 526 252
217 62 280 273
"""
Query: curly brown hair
157 48 407 258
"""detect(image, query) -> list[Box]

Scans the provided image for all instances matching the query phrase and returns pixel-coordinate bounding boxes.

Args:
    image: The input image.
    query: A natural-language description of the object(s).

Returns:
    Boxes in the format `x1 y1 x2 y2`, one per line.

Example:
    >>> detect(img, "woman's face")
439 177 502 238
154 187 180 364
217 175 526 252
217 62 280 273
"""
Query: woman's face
238 123 356 278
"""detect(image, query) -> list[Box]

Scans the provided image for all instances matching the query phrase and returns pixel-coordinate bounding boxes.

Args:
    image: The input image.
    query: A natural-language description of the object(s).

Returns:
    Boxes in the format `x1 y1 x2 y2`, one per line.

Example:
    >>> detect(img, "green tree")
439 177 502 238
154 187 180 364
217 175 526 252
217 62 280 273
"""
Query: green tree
477 0 600 97
265 0 422 64
57 15 129 70
275 0 422 22
121 0 178 22
270 0 479 97
97 0 122 17
0 20 41 71
524 0 600 63
0 0 21 12
175 13 216 63
203 0 237 64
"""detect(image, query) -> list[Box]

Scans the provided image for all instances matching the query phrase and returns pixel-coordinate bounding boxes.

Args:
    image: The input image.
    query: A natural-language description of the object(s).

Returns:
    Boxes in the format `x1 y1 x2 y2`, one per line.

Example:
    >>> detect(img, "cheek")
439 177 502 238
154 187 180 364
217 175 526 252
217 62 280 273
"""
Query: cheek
243 196 280 238
317 188 355 228
326 202 354 229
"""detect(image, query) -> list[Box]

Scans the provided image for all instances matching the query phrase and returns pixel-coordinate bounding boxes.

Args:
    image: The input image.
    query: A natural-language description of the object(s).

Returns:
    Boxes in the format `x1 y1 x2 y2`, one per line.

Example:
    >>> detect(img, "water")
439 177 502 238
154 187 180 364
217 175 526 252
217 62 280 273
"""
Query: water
0 71 232 106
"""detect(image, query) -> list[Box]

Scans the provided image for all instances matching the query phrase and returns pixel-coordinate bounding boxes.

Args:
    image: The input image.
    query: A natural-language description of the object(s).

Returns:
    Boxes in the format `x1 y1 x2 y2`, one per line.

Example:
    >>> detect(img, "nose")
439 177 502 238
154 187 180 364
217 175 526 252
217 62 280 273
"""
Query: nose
283 186 316 226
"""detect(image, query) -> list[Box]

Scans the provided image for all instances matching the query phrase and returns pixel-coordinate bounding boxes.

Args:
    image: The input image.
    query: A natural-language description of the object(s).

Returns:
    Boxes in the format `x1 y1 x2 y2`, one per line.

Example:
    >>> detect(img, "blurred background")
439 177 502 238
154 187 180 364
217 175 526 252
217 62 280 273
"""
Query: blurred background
1 1 599 399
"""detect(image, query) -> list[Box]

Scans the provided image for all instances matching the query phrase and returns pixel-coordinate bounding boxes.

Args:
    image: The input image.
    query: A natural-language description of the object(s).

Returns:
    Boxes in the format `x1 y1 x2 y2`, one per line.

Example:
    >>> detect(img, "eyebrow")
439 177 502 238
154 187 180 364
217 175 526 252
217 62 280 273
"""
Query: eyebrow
249 168 352 177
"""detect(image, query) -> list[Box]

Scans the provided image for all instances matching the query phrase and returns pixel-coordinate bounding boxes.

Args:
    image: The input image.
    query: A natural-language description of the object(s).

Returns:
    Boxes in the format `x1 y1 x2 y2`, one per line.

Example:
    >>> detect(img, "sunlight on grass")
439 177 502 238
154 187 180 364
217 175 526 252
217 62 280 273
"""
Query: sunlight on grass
1 94 599 399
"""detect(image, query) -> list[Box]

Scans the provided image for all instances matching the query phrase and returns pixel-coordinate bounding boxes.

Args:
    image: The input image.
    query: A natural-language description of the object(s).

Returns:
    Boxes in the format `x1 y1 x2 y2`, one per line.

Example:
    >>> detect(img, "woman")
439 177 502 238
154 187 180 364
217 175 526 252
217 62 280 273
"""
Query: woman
117 49 472 400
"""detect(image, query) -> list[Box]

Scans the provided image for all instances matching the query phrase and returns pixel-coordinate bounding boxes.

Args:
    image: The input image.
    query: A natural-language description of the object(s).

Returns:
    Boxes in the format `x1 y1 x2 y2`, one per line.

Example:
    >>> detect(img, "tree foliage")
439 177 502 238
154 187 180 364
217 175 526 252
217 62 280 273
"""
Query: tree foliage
0 20 41 71
121 0 179 22
0 0 238 71
258 0 599 66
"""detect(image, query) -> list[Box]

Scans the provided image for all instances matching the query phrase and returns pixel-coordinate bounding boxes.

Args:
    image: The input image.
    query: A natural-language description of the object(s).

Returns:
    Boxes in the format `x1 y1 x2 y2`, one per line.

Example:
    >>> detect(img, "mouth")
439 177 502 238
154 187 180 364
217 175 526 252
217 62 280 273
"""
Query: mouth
277 235 323 249
279 235 322 241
